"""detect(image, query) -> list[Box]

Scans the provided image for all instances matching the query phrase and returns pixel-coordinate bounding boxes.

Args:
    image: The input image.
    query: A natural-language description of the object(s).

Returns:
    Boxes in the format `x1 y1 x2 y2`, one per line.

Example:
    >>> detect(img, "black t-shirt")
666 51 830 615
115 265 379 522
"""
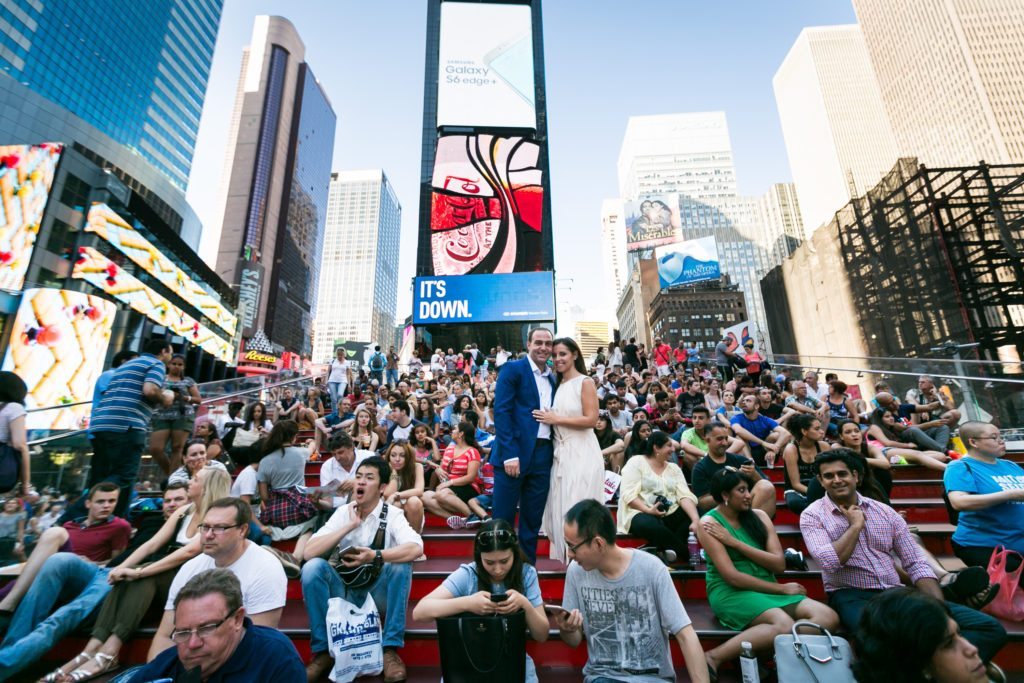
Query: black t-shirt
676 392 705 418
761 402 784 420
623 344 639 366
691 453 760 499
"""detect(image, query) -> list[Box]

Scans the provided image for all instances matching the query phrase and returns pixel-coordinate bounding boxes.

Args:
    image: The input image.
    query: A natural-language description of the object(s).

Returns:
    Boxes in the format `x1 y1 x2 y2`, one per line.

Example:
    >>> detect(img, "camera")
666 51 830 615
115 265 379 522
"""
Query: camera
654 495 671 512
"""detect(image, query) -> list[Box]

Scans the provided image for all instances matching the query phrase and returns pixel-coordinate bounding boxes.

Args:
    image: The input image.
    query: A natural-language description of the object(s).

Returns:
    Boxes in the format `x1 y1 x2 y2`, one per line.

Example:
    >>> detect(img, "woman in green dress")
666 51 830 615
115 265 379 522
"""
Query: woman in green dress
699 468 838 679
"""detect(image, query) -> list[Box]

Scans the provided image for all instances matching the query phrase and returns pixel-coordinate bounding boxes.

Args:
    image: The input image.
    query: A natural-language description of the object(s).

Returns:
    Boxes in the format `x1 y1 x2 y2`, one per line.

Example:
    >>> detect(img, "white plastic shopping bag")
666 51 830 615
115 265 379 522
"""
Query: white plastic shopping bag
603 470 622 503
326 593 383 682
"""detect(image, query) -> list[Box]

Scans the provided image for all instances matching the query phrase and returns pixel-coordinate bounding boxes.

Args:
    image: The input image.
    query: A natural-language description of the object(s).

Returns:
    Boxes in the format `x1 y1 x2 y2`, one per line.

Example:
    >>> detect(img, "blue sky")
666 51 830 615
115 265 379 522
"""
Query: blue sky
188 0 857 325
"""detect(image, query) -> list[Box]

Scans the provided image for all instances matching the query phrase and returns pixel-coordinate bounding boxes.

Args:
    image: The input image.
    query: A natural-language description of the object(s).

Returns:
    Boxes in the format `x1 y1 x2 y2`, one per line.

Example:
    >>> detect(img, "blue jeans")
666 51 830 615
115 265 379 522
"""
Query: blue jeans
0 553 112 680
301 557 412 655
828 588 1007 662
328 381 345 408
385 369 399 387
370 370 384 385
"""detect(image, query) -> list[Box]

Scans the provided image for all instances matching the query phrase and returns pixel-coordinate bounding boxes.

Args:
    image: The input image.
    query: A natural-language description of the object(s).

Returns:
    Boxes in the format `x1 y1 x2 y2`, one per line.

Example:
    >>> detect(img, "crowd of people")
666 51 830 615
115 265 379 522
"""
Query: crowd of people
0 332 1018 682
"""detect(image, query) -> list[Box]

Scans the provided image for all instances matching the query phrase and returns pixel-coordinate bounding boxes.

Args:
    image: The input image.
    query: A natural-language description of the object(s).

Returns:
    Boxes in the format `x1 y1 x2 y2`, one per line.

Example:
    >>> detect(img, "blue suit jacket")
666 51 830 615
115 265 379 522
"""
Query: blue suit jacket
491 357 556 471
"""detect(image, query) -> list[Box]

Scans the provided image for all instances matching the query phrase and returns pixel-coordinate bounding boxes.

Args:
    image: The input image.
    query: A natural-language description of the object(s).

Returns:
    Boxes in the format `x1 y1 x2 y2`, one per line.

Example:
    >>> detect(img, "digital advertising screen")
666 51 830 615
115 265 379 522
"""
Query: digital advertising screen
1 288 115 430
0 143 62 291
86 203 238 337
655 235 721 288
623 195 683 252
72 246 234 363
413 271 555 325
437 2 535 129
430 134 543 276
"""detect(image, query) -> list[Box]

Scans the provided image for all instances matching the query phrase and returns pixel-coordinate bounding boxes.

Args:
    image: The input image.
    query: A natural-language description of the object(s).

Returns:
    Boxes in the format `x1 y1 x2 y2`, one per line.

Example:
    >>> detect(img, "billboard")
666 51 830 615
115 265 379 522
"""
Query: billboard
655 236 721 288
85 203 238 337
723 320 760 354
236 260 264 337
72 246 234 363
0 143 62 291
414 271 555 324
1 288 116 430
437 2 535 129
623 195 682 251
430 134 543 276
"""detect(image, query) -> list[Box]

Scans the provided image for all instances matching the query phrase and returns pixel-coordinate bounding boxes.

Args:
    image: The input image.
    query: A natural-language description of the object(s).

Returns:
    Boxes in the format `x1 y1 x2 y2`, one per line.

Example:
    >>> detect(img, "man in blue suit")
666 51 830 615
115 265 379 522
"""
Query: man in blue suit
491 328 555 564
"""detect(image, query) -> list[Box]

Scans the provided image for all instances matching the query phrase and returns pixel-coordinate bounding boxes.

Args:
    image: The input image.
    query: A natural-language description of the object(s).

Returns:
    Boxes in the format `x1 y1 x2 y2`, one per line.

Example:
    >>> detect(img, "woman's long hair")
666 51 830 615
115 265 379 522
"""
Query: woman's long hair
868 408 899 440
853 588 954 683
349 407 376 438
454 421 479 451
262 420 298 456
594 414 619 450
385 441 417 491
787 413 820 441
473 518 526 594
624 421 651 460
195 466 232 521
709 468 768 547
243 402 267 430
552 337 588 383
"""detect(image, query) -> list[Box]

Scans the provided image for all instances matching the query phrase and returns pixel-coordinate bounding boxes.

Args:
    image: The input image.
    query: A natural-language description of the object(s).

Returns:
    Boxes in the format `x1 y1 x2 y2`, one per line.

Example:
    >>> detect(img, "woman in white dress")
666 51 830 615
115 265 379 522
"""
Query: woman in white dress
535 337 607 563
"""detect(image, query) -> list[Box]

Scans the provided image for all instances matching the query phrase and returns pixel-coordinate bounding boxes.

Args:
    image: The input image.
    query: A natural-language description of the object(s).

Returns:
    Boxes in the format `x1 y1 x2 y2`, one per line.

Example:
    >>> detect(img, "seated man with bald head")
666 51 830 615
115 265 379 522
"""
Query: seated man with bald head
130 568 304 681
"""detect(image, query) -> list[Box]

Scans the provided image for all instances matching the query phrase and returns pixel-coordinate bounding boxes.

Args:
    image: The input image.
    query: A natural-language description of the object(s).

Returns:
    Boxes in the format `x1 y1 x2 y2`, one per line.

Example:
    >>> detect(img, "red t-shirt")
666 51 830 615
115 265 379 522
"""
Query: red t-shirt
441 444 482 493
673 348 687 363
63 517 132 563
654 344 672 366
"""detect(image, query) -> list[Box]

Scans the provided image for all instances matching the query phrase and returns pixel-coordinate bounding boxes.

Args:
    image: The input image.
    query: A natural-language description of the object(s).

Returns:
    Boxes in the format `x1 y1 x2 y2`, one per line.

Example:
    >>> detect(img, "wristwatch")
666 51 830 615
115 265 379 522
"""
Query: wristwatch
373 550 383 568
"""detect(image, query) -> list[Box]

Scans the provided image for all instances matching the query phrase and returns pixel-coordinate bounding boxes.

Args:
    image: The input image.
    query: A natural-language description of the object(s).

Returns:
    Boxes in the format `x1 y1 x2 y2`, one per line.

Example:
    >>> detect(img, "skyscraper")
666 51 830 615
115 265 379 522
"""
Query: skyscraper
600 198 628 318
758 183 804 271
214 16 336 357
853 0 1024 166
616 112 773 351
313 170 402 361
0 0 223 246
773 25 899 235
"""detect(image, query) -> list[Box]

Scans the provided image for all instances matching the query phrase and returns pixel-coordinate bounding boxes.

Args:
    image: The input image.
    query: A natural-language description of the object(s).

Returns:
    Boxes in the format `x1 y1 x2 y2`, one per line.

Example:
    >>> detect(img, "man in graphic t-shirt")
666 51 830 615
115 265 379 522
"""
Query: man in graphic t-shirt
554 499 710 683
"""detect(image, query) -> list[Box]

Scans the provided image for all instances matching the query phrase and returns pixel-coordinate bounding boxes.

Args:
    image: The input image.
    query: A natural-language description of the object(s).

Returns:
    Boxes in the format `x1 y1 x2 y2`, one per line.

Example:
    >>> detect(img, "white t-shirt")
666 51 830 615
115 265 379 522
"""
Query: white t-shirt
231 465 259 499
319 449 373 508
328 359 350 384
0 403 25 444
311 498 422 552
165 541 286 614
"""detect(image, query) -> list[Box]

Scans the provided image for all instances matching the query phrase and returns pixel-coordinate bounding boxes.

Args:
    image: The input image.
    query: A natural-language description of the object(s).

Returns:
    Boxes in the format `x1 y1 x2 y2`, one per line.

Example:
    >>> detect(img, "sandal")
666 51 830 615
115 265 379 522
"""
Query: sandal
940 567 988 602
66 652 118 682
39 651 90 682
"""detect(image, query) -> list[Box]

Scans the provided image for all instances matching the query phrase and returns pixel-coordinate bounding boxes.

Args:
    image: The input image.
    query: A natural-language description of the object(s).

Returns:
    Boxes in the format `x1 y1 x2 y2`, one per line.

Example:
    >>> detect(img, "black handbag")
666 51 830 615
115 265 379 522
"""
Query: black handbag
332 503 388 589
437 610 527 683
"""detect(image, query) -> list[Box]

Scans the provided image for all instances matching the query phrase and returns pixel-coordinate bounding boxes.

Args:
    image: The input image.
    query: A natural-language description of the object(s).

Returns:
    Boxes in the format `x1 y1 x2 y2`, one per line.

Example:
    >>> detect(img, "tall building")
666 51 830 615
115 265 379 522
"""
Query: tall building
853 0 1024 167
649 282 747 351
414 0 556 352
758 183 803 272
600 199 628 317
312 170 402 361
0 0 224 246
773 25 899 236
616 112 772 352
574 321 611 361
616 258 660 350
214 16 336 357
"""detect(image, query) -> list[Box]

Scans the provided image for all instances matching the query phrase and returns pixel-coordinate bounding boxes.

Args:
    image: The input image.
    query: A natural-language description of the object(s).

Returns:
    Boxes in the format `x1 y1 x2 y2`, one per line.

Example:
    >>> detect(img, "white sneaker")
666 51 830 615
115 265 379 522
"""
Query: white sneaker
446 515 467 529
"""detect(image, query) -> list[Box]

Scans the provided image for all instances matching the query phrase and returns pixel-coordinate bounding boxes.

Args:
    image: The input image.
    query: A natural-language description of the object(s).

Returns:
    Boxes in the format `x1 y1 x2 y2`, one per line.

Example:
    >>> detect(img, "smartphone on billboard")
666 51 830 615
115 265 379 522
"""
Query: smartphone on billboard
483 33 535 108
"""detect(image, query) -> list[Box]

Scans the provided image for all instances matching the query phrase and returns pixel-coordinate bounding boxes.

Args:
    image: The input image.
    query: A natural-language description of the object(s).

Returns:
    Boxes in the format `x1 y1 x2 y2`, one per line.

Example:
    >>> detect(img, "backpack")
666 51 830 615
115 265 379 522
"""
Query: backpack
369 352 385 371
0 404 22 492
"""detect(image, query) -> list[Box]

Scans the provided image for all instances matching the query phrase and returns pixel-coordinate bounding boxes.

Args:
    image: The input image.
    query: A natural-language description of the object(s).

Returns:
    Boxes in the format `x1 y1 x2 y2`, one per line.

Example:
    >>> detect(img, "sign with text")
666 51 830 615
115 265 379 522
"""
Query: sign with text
413 271 555 324
237 260 264 338
655 235 721 288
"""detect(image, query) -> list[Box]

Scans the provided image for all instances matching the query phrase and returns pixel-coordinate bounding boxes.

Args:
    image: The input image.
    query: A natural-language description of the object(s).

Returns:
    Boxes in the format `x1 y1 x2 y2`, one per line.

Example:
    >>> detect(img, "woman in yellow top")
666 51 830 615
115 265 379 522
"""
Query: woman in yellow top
617 430 699 565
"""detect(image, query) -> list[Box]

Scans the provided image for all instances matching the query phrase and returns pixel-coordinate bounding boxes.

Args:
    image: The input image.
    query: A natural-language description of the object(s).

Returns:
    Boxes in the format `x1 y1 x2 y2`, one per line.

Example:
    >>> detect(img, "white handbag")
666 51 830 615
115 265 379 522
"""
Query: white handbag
773 620 855 683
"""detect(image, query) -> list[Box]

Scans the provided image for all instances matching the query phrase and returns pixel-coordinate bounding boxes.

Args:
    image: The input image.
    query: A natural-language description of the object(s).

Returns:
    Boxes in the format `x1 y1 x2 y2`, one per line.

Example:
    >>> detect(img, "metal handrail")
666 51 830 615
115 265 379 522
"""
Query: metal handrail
771 353 1010 368
27 373 322 447
769 361 1024 386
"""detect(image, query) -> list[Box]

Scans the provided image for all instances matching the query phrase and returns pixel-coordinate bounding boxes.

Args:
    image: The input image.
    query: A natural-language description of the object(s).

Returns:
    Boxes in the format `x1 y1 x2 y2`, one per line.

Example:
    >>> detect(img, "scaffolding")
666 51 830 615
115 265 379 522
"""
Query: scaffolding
832 158 1024 364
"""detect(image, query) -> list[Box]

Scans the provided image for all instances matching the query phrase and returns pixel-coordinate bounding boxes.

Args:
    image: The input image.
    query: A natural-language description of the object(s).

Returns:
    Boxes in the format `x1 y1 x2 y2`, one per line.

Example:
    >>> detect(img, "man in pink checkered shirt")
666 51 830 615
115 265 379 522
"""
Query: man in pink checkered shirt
800 449 1006 662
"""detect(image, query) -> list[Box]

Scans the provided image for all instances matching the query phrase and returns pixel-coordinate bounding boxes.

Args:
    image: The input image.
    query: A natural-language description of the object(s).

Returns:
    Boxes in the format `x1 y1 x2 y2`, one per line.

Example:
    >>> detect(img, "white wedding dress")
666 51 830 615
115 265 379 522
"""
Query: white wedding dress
542 374 606 563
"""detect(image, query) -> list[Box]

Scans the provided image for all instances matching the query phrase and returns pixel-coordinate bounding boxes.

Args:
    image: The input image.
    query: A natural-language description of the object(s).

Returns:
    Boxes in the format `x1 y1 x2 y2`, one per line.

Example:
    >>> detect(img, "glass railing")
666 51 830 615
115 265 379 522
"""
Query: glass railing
25 369 324 495
768 353 1024 441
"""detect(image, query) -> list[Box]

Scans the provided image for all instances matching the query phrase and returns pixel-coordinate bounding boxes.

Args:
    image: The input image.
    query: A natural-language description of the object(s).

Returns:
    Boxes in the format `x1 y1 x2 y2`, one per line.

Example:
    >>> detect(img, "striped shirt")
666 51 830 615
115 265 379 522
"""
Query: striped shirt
89 354 166 434
800 492 935 593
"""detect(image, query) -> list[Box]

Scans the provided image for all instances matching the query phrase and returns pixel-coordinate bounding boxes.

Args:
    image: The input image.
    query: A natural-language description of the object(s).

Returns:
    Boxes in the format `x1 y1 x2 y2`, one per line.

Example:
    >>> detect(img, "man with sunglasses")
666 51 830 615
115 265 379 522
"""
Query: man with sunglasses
130 568 303 681
946 421 1024 577
147 498 286 661
555 499 710 683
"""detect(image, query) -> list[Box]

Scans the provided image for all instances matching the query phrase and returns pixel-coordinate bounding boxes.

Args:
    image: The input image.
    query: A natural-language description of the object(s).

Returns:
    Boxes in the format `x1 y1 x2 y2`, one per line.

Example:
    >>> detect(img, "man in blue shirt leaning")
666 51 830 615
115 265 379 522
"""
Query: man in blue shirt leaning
730 393 791 468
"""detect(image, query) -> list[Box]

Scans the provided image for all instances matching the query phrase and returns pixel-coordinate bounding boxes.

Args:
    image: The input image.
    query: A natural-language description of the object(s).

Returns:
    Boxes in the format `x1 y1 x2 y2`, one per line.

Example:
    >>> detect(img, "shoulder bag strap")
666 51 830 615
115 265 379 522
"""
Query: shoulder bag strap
370 503 389 550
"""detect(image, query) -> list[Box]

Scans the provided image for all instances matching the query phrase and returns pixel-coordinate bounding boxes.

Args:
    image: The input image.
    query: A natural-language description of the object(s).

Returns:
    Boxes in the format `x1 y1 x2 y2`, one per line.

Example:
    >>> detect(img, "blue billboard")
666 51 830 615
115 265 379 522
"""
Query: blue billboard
414 271 555 324
655 236 721 289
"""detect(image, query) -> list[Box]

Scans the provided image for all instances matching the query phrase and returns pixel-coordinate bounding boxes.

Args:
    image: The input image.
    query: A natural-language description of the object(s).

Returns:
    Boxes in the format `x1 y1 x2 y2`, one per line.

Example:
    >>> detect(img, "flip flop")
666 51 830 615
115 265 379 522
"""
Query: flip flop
940 566 989 603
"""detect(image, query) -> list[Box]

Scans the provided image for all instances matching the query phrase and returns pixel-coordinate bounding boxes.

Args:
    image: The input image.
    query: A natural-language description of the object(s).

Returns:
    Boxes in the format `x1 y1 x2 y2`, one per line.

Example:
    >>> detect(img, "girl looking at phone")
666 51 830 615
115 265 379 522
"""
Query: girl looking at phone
412 519 548 682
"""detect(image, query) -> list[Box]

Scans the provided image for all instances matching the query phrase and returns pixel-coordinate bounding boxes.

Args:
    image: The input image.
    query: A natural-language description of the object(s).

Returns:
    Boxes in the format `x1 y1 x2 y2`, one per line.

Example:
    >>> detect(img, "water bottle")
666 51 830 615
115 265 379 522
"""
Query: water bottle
739 641 760 683
687 532 701 567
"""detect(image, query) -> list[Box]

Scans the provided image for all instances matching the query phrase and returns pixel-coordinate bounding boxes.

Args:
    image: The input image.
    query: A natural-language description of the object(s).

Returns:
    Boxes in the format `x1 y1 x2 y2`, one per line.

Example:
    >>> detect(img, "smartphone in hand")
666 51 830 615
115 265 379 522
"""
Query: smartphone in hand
490 593 509 603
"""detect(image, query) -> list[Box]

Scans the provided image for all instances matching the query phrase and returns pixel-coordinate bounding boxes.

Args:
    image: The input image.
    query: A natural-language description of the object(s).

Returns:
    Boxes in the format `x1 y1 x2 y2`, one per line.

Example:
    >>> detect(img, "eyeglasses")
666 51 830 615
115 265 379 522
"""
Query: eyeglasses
169 610 236 643
476 529 517 546
198 523 241 535
566 536 593 554
975 435 1005 442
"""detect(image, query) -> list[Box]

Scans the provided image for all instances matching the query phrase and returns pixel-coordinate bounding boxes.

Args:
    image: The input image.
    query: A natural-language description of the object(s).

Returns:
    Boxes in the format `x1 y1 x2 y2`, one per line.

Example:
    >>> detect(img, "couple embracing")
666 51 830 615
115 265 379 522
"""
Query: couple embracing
492 328 605 564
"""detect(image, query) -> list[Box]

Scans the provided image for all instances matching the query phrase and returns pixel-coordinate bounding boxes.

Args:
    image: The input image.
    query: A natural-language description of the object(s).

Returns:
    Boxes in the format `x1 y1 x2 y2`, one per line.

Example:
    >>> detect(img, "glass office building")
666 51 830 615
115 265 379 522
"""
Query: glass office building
0 0 222 190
